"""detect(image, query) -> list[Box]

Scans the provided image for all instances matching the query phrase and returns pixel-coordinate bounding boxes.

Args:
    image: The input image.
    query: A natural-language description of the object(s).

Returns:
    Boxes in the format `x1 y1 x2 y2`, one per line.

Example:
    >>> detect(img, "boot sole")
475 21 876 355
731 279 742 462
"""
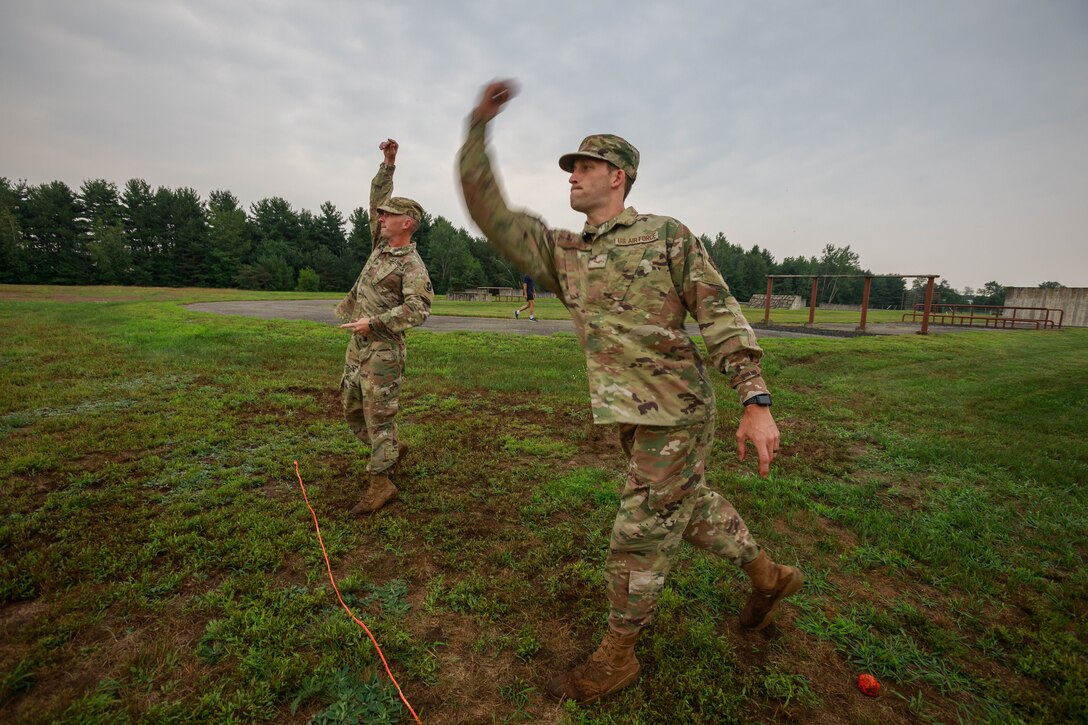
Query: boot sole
752 569 804 631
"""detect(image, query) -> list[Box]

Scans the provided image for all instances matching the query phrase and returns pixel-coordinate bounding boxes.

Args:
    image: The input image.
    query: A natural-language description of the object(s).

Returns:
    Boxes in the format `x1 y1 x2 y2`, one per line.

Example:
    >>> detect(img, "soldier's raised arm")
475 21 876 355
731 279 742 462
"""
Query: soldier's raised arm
369 139 398 243
458 81 562 296
380 138 398 165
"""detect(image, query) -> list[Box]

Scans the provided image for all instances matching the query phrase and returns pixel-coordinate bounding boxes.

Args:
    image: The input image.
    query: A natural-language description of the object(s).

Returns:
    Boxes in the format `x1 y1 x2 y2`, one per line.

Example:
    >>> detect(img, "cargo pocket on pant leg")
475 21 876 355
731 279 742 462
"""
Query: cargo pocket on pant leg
627 569 666 624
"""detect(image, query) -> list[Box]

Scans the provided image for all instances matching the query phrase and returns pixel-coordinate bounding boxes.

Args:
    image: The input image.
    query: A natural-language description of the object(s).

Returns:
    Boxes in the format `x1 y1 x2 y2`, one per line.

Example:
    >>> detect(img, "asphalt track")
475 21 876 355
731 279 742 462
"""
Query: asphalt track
185 300 959 338
182 298 852 337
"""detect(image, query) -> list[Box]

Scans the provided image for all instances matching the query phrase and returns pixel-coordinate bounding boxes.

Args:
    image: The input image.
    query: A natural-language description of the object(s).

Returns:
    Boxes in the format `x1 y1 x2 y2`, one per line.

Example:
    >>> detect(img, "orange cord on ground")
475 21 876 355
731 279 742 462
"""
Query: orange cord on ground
294 461 422 724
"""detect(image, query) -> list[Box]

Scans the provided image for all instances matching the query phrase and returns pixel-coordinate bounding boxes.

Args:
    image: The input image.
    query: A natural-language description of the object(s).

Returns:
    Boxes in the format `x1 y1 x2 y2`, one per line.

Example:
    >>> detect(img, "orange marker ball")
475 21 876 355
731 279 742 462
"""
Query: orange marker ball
857 673 880 696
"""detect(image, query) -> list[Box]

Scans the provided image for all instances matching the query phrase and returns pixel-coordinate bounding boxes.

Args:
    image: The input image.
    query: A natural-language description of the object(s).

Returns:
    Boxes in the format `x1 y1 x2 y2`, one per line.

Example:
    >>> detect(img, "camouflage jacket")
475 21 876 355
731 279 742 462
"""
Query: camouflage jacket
459 119 769 426
335 163 433 348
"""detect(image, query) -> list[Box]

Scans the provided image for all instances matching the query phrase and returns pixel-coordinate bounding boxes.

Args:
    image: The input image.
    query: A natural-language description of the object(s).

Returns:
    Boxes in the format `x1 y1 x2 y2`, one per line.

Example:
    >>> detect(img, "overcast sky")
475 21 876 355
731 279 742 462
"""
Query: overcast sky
2 1 1085 291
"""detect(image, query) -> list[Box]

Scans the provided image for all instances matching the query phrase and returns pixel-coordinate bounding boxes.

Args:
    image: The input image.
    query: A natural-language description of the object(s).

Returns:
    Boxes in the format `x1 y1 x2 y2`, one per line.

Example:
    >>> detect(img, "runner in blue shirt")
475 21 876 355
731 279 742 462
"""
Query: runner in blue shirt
515 274 536 321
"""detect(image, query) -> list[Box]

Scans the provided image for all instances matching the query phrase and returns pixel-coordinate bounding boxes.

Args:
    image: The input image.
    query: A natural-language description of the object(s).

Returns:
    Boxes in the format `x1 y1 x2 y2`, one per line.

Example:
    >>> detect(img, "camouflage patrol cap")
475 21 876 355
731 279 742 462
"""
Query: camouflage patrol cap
558 134 639 181
377 197 423 225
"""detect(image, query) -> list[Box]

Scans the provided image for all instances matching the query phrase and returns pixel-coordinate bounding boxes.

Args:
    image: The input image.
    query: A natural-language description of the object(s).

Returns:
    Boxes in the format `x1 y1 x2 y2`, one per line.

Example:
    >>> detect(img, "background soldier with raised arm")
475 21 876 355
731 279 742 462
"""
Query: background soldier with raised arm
458 81 803 704
336 139 433 514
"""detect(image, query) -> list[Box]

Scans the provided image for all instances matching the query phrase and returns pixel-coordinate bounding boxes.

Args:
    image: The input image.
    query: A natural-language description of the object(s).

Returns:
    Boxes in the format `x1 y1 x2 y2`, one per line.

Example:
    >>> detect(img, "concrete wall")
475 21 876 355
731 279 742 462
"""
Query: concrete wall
1004 287 1088 328
748 294 805 310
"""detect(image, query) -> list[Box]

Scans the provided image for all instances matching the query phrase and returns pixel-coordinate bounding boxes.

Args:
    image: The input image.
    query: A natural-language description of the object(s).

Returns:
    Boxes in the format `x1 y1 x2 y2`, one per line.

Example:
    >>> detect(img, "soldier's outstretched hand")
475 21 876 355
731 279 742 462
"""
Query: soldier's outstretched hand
340 317 371 336
379 139 398 165
472 79 518 123
736 406 781 477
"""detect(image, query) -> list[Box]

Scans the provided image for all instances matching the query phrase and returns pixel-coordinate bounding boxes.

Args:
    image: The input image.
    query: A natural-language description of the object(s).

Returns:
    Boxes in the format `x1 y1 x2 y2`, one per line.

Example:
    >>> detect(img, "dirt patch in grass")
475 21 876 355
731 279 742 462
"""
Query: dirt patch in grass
772 510 861 555
0 600 50 706
0 599 50 637
772 637 912 724
774 418 860 475
407 609 575 724
867 472 933 511
269 552 311 591
2 472 63 520
2 582 218 721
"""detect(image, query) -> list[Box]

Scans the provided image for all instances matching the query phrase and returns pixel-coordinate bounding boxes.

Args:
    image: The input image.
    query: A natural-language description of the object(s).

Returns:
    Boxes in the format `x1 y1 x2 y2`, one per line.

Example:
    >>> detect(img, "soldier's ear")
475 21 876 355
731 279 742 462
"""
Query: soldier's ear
612 168 626 192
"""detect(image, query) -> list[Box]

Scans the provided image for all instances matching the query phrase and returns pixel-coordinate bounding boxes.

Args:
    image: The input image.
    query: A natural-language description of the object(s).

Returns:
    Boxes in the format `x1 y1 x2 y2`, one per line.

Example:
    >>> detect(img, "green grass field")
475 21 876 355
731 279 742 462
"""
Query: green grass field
1 286 1086 723
430 298 914 326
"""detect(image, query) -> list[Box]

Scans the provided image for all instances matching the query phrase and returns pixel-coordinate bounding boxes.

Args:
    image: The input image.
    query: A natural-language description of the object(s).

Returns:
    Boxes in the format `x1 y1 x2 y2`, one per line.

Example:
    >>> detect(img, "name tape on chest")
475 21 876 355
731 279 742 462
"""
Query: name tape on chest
614 231 660 246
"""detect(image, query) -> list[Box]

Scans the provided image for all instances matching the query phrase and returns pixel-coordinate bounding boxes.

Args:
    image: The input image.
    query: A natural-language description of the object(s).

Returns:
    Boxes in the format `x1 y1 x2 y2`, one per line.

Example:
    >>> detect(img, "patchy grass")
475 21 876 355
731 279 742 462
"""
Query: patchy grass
1 285 1086 724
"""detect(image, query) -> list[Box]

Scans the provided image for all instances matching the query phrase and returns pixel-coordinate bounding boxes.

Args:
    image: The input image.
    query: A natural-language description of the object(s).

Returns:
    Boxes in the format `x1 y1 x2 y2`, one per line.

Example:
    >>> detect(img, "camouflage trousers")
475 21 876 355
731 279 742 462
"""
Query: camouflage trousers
606 416 760 635
341 337 405 475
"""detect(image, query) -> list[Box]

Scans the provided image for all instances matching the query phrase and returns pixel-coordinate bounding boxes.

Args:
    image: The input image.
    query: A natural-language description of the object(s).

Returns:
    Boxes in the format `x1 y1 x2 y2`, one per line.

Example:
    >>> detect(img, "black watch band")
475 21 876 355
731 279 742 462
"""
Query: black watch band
743 393 773 407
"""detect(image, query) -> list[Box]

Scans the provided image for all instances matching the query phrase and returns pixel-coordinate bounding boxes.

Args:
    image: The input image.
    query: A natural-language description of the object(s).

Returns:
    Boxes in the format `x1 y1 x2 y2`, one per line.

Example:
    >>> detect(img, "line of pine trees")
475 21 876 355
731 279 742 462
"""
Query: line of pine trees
1 175 991 308
0 177 524 295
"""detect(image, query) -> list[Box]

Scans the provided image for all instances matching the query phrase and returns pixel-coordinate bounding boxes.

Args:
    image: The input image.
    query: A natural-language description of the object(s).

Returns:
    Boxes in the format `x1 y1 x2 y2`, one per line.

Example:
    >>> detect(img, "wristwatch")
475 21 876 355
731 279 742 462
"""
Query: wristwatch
743 394 773 407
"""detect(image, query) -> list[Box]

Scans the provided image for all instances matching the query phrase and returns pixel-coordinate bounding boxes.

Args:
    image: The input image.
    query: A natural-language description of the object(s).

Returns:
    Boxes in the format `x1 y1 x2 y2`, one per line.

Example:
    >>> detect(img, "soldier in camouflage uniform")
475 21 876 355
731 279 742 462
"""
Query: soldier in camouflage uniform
336 139 433 514
459 82 803 703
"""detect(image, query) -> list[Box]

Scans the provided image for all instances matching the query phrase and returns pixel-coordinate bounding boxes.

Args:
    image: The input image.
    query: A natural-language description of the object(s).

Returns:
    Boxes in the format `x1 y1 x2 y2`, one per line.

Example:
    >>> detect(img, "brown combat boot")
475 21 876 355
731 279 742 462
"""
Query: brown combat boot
546 628 641 704
739 551 804 630
350 473 398 514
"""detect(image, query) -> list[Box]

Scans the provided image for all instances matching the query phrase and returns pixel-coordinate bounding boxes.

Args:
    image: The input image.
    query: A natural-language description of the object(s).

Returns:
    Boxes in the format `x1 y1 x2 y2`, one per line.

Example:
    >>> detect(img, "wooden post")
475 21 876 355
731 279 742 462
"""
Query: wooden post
919 276 935 334
857 276 872 332
807 277 818 326
763 277 773 325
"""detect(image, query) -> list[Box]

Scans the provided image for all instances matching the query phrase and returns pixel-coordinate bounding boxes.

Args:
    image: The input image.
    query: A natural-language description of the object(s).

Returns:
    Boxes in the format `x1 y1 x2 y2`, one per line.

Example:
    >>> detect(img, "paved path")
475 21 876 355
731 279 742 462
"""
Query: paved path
186 300 837 338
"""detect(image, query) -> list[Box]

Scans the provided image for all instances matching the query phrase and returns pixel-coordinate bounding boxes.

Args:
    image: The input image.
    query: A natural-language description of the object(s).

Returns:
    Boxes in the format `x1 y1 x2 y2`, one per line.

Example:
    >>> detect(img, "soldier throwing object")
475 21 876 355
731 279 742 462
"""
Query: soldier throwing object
336 139 433 514
459 81 803 704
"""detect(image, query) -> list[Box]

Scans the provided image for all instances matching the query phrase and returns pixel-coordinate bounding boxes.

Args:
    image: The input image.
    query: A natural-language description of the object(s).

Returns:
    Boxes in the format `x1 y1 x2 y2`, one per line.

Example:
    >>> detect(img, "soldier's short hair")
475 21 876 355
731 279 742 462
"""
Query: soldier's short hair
603 162 635 200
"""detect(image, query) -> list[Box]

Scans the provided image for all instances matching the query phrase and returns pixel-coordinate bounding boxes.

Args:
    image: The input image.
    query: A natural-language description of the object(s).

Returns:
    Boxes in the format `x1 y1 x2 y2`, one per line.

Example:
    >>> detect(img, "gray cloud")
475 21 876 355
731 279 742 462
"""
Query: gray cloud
2 0 1085 289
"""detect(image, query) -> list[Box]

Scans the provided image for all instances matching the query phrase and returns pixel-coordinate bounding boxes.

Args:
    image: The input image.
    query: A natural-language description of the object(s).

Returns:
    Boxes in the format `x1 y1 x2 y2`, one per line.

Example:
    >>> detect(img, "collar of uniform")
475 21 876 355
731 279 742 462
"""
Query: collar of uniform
385 243 416 257
581 206 639 239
